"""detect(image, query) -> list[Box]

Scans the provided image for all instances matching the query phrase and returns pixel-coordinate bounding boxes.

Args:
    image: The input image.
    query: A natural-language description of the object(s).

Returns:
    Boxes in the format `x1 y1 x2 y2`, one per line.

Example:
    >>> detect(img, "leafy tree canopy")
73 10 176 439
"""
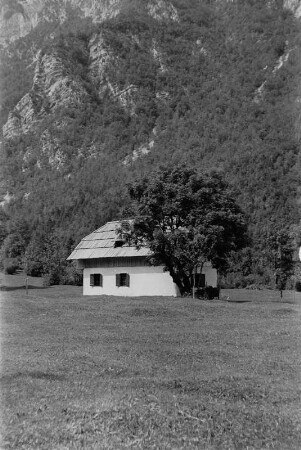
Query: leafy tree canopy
121 165 248 295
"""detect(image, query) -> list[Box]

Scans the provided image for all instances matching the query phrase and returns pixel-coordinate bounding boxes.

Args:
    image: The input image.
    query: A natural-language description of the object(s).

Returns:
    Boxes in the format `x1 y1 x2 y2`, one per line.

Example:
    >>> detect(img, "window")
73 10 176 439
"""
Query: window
116 273 130 287
90 273 103 287
114 239 124 248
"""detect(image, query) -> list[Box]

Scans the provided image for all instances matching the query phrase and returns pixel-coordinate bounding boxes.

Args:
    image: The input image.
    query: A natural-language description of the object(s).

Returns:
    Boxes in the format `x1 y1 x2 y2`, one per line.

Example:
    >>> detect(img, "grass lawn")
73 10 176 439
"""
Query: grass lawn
1 284 301 449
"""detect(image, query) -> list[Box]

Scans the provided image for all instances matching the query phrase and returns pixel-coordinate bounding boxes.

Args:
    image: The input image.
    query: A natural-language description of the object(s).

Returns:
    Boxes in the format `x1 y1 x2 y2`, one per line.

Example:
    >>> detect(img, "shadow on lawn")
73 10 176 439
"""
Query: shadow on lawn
1 371 66 382
226 299 251 303
0 285 47 291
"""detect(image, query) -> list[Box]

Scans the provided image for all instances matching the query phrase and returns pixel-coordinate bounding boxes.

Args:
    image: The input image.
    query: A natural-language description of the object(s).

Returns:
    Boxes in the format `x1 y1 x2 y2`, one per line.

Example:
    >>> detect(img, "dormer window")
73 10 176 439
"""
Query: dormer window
114 239 125 248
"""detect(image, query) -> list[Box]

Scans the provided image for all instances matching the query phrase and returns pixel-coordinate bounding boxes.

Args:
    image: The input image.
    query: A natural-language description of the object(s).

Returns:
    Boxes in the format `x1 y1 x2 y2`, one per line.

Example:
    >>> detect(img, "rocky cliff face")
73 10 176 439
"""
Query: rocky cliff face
0 0 121 43
2 0 300 169
1 0 300 45
0 0 178 44
2 32 141 141
284 0 301 17
0 0 43 43
3 45 90 140
2 0 180 166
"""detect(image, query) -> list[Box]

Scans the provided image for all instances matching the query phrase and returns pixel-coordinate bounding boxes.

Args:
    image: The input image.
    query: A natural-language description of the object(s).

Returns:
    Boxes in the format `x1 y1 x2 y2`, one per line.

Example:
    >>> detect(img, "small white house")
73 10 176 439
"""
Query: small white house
67 221 217 297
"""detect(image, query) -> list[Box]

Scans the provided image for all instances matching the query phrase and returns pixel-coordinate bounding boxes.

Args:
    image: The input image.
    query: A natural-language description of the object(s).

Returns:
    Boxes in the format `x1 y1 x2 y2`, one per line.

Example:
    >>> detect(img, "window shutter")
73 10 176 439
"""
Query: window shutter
99 274 103 287
116 273 121 287
125 273 130 287
90 274 94 286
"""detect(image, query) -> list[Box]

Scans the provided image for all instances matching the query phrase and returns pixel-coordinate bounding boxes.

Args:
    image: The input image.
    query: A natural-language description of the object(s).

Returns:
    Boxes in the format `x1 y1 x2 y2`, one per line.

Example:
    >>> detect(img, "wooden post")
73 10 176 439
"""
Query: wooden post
25 260 29 295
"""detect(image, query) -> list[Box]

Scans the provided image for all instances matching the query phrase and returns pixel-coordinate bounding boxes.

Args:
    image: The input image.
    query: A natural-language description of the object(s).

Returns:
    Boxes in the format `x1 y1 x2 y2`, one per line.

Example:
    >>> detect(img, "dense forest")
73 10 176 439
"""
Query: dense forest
0 0 301 287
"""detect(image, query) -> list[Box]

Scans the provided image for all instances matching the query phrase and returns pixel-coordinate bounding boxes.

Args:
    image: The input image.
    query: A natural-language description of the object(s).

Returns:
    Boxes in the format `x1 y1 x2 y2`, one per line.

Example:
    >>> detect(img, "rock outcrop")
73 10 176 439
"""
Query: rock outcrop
88 32 117 96
0 0 179 44
0 0 46 43
3 46 90 140
284 0 301 17
2 0 298 170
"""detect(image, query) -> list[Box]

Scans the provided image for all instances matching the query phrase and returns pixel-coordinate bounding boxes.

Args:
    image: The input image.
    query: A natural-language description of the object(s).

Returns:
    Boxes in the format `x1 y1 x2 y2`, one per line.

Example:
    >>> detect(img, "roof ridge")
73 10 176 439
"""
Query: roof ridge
86 219 134 236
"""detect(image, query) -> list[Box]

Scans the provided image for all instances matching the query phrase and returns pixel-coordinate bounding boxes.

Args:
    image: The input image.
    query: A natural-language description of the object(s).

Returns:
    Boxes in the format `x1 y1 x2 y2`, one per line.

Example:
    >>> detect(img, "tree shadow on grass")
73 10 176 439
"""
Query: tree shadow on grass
1 371 66 382
226 300 251 303
0 285 47 291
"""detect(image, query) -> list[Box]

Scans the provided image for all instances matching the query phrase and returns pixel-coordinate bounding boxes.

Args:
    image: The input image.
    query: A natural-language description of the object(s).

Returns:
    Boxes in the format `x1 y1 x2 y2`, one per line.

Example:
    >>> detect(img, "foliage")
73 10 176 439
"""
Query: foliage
0 207 8 248
3 258 19 275
264 226 295 293
121 165 248 295
62 261 83 286
23 229 67 284
0 220 30 267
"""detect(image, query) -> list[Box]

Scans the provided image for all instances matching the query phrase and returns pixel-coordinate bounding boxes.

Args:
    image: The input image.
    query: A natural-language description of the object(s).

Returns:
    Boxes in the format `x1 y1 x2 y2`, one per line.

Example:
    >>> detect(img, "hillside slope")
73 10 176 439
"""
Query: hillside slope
0 0 301 286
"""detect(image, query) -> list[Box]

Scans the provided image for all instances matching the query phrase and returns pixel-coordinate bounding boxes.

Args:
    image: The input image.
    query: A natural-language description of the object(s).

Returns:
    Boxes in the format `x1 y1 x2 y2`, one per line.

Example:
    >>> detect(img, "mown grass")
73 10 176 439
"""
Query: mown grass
1 285 301 449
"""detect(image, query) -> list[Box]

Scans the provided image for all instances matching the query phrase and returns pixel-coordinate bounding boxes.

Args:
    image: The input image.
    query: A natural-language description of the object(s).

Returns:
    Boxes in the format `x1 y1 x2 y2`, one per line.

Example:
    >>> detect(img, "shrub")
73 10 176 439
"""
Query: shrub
5 263 19 275
196 286 220 300
25 260 44 277
220 272 248 289
61 262 83 286
43 274 51 287
3 258 20 275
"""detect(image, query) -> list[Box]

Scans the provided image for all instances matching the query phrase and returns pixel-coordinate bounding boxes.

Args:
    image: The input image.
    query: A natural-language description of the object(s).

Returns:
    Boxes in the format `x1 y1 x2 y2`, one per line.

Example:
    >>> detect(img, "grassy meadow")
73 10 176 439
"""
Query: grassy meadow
1 278 301 449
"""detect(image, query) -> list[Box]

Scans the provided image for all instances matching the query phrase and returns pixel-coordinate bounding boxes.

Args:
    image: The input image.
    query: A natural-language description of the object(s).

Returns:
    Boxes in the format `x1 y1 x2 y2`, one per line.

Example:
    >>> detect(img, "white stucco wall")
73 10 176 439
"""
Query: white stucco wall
83 265 180 297
201 262 218 287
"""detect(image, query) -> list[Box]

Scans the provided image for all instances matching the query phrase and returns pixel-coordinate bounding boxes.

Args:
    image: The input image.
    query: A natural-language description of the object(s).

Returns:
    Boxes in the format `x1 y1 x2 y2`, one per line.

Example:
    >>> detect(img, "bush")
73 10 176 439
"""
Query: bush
42 274 52 287
221 271 274 289
196 286 220 300
3 258 20 275
42 269 64 286
4 263 19 275
61 262 83 286
25 260 44 277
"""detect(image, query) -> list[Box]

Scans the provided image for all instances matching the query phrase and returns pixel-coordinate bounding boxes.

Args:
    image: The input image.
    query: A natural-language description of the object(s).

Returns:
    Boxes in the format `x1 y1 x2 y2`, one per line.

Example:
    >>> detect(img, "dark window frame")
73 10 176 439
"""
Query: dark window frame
116 273 130 287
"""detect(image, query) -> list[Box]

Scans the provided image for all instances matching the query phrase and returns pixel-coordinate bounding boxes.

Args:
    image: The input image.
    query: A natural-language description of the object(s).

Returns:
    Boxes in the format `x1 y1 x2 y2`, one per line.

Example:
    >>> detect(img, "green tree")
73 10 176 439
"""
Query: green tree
265 226 294 297
121 165 248 295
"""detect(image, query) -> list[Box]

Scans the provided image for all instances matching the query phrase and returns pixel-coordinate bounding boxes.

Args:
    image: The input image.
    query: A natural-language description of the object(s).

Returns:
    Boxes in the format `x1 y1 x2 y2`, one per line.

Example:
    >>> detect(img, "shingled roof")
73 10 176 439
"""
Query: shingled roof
67 221 151 260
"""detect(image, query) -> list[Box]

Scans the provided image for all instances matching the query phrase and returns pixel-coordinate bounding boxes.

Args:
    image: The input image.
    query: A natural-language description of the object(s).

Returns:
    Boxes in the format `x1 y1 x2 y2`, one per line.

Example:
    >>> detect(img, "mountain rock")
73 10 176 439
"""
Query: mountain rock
0 0 42 43
3 45 90 139
284 0 301 17
0 0 179 44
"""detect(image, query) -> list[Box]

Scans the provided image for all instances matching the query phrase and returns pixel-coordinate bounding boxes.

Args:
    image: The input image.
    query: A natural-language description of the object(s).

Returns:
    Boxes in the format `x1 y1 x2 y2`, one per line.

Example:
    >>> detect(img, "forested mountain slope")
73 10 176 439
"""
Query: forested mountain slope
1 0 301 286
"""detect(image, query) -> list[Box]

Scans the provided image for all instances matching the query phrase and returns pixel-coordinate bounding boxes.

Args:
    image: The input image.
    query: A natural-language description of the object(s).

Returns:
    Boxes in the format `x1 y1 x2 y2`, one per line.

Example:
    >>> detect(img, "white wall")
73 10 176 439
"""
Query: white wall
201 262 218 287
83 265 180 297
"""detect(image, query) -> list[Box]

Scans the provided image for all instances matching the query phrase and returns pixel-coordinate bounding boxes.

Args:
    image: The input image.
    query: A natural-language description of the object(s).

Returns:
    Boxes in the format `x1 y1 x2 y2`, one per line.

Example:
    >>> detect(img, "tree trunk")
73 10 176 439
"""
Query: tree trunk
168 266 191 296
